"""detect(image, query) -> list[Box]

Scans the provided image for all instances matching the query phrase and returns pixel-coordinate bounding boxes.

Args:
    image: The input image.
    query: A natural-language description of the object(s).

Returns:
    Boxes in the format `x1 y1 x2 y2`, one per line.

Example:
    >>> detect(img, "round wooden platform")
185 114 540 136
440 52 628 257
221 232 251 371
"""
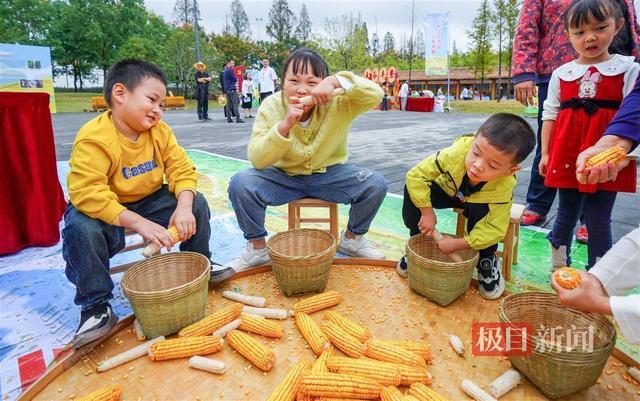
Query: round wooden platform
28 263 638 401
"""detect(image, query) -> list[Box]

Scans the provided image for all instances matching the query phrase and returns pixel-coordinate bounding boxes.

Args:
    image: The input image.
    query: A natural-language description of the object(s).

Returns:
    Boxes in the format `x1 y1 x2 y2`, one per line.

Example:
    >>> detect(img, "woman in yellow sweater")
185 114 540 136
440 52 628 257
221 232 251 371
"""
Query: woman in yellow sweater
224 48 388 270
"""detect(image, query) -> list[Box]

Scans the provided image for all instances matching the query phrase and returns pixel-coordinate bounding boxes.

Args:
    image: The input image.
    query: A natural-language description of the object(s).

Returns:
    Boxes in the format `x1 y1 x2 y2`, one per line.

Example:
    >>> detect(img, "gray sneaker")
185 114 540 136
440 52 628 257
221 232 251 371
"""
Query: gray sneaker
337 230 385 259
72 303 118 349
223 242 270 272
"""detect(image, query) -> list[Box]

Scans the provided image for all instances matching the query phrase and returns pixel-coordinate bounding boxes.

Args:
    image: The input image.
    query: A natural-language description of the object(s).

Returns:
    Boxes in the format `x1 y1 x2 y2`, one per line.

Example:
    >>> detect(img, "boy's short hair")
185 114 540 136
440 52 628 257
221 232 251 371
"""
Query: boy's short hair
476 113 536 164
104 59 167 107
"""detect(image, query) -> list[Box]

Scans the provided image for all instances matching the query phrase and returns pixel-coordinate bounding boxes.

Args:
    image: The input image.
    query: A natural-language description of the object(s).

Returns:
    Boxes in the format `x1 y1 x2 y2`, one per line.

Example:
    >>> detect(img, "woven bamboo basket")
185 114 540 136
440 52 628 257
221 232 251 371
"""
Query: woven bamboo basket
499 292 616 399
406 234 479 306
267 229 337 296
121 252 211 338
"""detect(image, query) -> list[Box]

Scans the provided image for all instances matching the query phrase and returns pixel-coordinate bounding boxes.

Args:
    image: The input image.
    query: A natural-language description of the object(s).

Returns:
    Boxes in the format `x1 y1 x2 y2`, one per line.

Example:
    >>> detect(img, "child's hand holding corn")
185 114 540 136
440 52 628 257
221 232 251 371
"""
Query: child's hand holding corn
418 208 436 236
169 191 197 242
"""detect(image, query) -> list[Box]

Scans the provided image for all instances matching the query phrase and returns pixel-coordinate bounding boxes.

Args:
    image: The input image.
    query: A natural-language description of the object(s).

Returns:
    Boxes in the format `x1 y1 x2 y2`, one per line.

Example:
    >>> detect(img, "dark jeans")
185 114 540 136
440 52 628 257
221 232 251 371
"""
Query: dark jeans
380 96 389 111
547 189 616 269
196 88 208 119
402 185 497 259
525 82 557 216
226 90 240 121
260 91 273 103
62 185 211 310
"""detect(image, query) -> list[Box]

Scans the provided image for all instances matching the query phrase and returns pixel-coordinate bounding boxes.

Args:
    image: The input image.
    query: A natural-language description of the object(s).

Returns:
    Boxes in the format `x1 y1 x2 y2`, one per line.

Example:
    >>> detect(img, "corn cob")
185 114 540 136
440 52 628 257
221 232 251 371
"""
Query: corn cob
585 146 627 167
364 339 426 368
488 369 521 399
178 303 243 337
461 379 498 401
148 336 223 361
75 385 122 401
376 339 432 363
392 362 433 386
133 319 145 341
188 355 226 374
448 335 465 357
227 330 275 371
311 348 334 373
238 313 284 338
142 226 181 257
296 312 331 355
404 396 421 401
212 318 242 337
407 383 450 401
266 359 313 401
290 291 342 316
553 267 582 289
321 321 365 358
243 305 289 320
381 386 404 401
322 311 371 342
97 336 165 371
326 355 402 386
299 372 382 399
222 290 267 307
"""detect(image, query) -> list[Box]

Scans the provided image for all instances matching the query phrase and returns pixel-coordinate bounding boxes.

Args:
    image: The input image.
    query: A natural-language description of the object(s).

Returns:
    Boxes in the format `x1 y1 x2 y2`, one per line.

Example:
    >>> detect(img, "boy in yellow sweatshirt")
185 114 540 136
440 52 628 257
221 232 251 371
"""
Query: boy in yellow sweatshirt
398 113 535 299
62 59 230 348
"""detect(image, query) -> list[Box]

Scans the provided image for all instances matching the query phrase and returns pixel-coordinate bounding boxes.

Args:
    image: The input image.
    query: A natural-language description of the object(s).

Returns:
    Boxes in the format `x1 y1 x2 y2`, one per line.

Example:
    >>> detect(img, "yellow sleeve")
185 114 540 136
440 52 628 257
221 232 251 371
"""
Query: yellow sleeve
161 129 197 195
247 96 292 169
334 71 384 116
464 201 512 250
68 140 125 223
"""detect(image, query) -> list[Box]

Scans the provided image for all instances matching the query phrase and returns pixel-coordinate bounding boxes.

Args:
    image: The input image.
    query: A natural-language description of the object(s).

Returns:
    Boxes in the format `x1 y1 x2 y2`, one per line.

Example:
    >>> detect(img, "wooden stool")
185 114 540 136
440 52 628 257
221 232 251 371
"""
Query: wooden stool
110 228 155 274
454 203 525 281
287 198 339 240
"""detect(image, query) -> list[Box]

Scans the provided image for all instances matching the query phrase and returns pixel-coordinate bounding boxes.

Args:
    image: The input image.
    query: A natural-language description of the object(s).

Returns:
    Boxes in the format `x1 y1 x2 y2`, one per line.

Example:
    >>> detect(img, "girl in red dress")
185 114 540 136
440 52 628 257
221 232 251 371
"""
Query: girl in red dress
540 0 639 269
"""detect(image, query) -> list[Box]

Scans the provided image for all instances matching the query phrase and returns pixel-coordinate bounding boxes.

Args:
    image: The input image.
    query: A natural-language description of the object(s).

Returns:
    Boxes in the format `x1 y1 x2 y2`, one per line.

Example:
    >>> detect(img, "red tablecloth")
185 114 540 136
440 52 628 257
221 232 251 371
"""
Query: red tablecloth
405 97 434 112
0 92 66 255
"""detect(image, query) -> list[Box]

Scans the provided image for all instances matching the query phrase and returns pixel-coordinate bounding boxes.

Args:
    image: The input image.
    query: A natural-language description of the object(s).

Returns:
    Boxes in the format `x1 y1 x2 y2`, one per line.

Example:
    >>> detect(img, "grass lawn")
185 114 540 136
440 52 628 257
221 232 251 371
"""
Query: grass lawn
448 99 533 115
54 91 225 113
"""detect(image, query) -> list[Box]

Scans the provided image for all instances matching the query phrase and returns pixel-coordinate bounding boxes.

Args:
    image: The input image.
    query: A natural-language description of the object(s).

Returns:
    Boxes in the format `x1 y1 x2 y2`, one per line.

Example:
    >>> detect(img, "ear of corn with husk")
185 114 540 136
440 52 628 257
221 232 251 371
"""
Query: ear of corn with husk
148 336 223 361
321 321 365 358
238 313 284 338
291 291 342 316
178 303 243 337
381 386 404 401
299 372 382 399
75 385 122 401
585 146 627 167
326 355 402 386
296 312 331 355
227 330 275 371
266 359 313 401
322 311 371 342
407 382 450 401
363 339 426 368
377 339 432 363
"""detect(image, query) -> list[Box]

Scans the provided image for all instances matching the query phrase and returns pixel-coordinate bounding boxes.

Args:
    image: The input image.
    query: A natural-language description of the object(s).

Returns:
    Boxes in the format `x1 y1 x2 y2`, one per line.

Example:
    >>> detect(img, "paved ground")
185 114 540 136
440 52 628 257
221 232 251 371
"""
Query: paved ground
52 108 639 241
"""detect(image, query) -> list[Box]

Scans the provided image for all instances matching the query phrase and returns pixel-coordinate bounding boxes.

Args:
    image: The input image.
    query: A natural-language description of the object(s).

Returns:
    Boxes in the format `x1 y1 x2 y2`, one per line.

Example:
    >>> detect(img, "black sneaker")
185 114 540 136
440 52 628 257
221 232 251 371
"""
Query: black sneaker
236 118 245 123
396 255 408 278
72 303 118 349
227 119 233 123
476 255 505 300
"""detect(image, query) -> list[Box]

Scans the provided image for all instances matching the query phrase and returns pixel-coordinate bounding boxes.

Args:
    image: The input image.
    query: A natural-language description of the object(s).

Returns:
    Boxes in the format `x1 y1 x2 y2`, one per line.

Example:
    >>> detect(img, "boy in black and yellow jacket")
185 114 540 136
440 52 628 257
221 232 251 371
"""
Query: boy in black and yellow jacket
62 60 232 348
398 113 535 299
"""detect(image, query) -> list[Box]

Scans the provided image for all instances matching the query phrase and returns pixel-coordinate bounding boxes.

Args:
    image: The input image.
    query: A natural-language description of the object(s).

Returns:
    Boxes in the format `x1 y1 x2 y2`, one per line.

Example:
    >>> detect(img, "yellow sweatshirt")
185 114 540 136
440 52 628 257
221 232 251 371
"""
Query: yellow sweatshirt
406 136 515 250
248 71 383 175
67 111 197 224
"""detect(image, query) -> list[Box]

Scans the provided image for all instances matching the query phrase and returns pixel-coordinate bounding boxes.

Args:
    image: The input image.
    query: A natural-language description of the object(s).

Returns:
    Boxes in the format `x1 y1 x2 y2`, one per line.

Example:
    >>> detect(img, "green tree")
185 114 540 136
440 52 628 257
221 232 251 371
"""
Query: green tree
211 33 255 67
266 0 295 43
322 14 370 71
382 31 395 54
467 0 493 92
295 3 312 44
116 14 175 65
492 0 507 101
173 0 200 26
229 0 251 39
371 32 380 60
0 0 54 45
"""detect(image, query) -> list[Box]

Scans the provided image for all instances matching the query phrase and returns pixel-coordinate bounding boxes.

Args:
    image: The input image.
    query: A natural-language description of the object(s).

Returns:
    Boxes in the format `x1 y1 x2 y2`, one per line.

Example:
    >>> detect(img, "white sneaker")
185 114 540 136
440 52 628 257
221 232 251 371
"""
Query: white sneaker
224 242 270 272
337 230 385 259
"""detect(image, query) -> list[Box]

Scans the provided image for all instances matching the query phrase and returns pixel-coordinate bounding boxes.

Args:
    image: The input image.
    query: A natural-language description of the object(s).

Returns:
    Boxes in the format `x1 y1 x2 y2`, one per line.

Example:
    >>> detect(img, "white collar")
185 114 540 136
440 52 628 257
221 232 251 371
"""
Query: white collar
555 54 635 80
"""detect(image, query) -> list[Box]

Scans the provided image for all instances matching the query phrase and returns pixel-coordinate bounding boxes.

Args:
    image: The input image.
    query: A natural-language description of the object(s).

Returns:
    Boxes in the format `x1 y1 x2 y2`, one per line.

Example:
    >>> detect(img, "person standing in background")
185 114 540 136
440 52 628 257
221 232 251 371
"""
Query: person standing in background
223 59 244 124
398 81 409 111
259 58 278 103
242 73 255 119
194 62 211 121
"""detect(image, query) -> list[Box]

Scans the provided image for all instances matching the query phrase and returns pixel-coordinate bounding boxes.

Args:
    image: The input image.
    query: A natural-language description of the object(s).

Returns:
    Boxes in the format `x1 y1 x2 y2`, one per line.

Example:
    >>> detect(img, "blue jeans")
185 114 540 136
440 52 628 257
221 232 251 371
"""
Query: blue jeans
547 189 616 269
62 185 211 310
526 82 558 216
228 164 388 240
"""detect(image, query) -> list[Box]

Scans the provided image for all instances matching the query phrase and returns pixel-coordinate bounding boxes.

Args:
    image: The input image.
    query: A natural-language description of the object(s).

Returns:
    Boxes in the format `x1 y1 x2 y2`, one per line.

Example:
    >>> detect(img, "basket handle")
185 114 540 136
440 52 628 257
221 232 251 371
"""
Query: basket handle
432 229 464 263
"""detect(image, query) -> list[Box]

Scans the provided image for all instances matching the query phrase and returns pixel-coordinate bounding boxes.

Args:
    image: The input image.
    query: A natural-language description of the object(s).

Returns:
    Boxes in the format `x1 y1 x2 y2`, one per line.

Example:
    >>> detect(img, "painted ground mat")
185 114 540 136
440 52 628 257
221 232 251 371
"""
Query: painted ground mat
0 150 637 401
